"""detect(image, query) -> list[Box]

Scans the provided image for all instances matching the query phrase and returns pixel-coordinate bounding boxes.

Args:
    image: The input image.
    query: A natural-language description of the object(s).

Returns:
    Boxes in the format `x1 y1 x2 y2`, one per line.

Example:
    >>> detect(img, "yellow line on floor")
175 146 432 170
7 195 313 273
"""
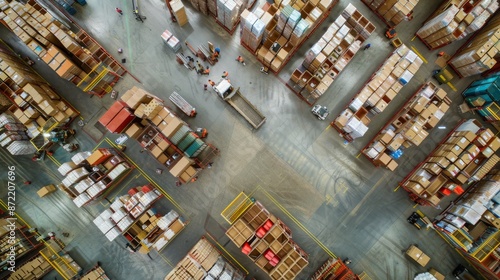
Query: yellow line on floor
48 155 61 166
411 35 416 41
394 185 400 192
108 171 140 200
446 82 458 92
411 46 428 64
104 138 186 215
356 153 362 158
93 137 107 152
324 125 330 131
413 203 418 208
257 186 336 258
0 199 31 228
206 234 249 274
158 252 175 268
434 230 488 280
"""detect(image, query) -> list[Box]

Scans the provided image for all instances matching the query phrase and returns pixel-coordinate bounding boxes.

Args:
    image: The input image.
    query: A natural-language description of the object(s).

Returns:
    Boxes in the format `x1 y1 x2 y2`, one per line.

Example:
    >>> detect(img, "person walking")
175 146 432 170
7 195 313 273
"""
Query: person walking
208 79 215 87
115 7 123 15
236 56 246 65
222 71 229 78
363 43 371 50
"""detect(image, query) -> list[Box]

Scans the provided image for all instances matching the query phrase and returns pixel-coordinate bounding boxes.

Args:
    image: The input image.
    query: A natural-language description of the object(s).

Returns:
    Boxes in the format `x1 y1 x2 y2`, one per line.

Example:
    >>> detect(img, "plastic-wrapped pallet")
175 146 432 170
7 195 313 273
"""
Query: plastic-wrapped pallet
108 162 129 180
71 151 92 165
139 190 159 206
7 141 36 155
105 227 121 241
74 178 94 194
208 257 225 277
62 167 89 187
158 210 179 229
111 208 128 223
58 162 77 176
73 193 91 208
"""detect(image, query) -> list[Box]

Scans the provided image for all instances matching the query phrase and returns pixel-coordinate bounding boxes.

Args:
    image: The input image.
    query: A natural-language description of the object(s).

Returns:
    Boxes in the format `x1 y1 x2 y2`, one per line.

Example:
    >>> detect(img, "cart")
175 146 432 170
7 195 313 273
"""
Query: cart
407 211 431 230
169 92 196 117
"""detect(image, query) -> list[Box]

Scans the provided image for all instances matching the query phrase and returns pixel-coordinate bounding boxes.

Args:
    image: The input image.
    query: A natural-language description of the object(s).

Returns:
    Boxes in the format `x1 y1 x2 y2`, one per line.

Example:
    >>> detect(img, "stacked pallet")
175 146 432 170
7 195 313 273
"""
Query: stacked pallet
171 0 189 26
247 0 338 73
0 0 126 95
416 0 499 49
240 9 272 52
362 82 451 171
0 43 78 153
332 45 423 141
401 119 500 207
226 201 309 279
0 113 35 155
164 238 245 280
450 13 500 77
463 73 500 122
290 4 375 102
216 0 243 31
361 0 420 26
8 255 53 280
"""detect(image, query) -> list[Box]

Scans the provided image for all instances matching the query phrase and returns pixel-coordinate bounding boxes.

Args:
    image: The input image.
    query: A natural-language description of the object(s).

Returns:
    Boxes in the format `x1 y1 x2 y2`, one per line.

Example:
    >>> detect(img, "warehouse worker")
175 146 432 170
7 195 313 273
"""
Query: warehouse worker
203 67 210 75
236 56 246 66
115 7 123 15
222 71 229 78
208 79 215 87
363 43 371 50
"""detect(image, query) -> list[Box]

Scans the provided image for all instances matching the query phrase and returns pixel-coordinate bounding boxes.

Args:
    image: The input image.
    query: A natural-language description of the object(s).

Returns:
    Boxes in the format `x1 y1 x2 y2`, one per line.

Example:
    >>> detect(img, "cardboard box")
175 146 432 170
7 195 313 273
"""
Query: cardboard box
375 153 391 166
125 123 143 139
37 184 56 197
406 245 430 267
87 149 112 166
428 268 445 280
169 157 193 177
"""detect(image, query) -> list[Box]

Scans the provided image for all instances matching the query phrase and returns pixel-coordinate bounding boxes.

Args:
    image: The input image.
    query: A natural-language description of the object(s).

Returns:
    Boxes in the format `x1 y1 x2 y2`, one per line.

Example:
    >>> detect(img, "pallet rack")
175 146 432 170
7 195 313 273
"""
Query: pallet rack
398 119 500 206
433 170 500 279
241 0 338 75
311 258 360 280
288 4 375 105
224 197 309 279
360 82 451 170
39 239 81 280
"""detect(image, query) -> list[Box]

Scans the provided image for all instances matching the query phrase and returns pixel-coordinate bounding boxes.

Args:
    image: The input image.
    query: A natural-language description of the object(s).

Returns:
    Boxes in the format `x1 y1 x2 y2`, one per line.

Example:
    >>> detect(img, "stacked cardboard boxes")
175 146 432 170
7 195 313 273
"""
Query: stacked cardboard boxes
416 0 499 49
332 44 423 141
0 113 35 155
98 100 135 133
80 266 110 280
362 82 451 170
171 0 189 26
450 13 500 77
216 0 243 31
161 29 181 52
41 45 84 82
434 170 500 279
8 255 53 280
248 0 338 73
361 0 420 26
93 186 162 241
240 9 268 52
165 238 246 280
226 201 309 279
290 4 375 102
401 119 500 207
0 0 126 94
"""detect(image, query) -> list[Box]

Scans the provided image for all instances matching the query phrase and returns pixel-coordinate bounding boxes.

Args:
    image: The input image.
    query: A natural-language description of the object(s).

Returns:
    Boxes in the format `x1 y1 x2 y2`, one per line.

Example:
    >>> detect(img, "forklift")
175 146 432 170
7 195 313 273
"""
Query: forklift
407 210 431 230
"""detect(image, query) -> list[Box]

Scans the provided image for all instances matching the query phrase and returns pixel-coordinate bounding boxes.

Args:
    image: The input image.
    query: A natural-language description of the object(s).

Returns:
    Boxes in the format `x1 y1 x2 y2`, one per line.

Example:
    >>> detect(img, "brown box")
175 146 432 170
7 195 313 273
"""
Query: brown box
375 153 391 166
139 213 150 224
125 123 143 139
37 184 56 197
406 182 424 195
428 268 444 280
406 245 430 267
169 157 193 177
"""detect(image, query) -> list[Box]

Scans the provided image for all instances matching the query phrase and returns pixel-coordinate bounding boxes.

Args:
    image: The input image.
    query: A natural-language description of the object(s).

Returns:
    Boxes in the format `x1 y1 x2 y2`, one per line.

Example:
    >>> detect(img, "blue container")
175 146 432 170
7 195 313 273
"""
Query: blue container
178 133 196 151
470 76 497 87
76 0 86 5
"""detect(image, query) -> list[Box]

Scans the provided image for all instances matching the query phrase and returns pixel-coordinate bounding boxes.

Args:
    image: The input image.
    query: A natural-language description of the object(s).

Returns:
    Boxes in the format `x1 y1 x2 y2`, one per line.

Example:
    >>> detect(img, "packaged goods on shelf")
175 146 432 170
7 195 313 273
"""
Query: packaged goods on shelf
225 200 308 279
8 255 53 280
450 13 500 77
0 0 126 96
399 119 500 207
289 4 375 103
462 73 500 123
332 44 423 142
361 0 420 26
80 266 110 280
164 238 245 280
94 187 162 241
362 82 451 170
416 0 499 49
71 151 92 165
434 170 500 279
242 0 338 74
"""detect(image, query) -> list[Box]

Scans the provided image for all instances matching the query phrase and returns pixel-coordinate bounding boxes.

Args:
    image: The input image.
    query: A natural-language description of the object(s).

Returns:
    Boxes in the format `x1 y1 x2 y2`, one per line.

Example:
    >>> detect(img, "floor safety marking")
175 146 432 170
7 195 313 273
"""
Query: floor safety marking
206 234 249 274
411 46 428 64
104 138 186 215
447 82 458 92
257 186 337 258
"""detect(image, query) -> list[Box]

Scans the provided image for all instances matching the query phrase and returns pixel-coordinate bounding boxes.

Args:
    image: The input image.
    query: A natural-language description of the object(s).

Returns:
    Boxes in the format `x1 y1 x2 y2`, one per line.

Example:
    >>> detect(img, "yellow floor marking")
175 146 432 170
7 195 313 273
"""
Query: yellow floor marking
351 176 386 215
48 155 61 167
394 185 401 192
258 186 336 258
411 35 416 41
446 82 457 92
158 253 175 268
356 153 362 158
413 203 419 208
206 234 249 274
324 125 330 131
0 199 32 228
411 46 428 64
103 138 186 215
93 137 107 152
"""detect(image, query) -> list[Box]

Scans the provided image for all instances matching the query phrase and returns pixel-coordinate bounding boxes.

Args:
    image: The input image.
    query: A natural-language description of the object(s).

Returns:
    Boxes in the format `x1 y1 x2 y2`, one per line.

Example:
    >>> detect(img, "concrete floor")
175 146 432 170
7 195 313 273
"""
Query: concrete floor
0 0 489 279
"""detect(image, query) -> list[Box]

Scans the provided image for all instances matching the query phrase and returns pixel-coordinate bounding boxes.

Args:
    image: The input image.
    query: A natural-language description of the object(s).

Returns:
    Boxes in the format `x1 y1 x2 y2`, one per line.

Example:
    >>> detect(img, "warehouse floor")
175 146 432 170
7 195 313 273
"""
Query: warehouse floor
0 0 490 279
